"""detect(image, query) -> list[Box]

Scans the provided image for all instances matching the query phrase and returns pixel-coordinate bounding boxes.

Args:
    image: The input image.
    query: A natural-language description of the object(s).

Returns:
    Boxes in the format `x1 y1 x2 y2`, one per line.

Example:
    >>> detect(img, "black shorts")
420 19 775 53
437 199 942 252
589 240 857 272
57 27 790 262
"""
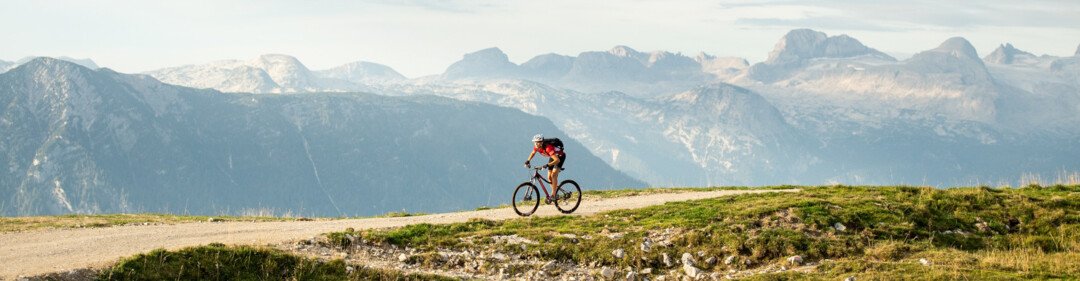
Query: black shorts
548 154 566 170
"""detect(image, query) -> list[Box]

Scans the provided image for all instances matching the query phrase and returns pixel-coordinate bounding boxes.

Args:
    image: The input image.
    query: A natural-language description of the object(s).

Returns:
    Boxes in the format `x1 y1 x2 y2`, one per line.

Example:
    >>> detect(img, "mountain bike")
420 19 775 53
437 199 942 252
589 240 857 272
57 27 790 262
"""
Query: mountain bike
512 165 581 216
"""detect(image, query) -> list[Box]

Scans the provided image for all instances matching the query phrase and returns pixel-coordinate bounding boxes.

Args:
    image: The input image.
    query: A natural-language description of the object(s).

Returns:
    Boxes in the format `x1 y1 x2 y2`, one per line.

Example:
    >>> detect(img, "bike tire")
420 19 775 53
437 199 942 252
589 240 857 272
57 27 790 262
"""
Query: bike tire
554 180 581 214
512 182 540 217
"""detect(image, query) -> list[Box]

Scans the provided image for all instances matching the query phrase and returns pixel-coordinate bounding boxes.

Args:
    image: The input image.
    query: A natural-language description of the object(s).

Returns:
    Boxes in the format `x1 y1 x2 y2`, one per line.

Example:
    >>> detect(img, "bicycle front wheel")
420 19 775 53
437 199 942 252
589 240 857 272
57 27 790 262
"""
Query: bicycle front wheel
554 180 581 214
512 182 540 216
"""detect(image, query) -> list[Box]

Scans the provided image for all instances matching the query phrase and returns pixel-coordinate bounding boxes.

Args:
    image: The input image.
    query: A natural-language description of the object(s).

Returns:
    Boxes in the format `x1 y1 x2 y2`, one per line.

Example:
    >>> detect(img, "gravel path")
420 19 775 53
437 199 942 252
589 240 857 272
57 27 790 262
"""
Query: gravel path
0 189 796 279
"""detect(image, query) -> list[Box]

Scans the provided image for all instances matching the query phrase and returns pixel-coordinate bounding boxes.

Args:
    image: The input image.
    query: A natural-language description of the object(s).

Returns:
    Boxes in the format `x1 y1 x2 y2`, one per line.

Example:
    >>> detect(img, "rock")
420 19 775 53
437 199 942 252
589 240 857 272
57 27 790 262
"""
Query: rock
834 222 847 232
641 268 653 274
207 217 219 222
975 221 990 232
345 266 355 274
786 255 803 265
613 248 626 259
542 260 558 272
919 258 931 266
697 251 706 258
626 271 638 281
743 258 753 266
705 256 717 265
723 255 736 265
844 276 857 281
492 252 510 261
600 266 616 279
641 238 652 252
681 252 696 266
710 272 721 280
683 263 702 279
663 253 674 267
397 253 409 262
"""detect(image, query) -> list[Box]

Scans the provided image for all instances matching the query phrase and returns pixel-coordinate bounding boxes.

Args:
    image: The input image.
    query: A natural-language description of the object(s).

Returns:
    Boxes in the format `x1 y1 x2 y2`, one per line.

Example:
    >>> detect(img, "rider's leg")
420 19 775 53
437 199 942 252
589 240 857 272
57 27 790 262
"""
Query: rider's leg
550 168 561 190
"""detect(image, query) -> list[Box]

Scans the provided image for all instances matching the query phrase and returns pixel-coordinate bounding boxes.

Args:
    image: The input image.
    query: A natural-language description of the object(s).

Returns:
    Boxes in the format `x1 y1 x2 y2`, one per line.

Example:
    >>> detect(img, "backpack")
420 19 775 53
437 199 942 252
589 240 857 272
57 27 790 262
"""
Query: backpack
544 138 564 150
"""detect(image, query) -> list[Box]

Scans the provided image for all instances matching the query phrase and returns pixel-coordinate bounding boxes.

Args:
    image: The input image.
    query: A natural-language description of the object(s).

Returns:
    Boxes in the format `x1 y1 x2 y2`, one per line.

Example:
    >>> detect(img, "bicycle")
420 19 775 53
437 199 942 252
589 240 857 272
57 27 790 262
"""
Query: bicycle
512 165 581 216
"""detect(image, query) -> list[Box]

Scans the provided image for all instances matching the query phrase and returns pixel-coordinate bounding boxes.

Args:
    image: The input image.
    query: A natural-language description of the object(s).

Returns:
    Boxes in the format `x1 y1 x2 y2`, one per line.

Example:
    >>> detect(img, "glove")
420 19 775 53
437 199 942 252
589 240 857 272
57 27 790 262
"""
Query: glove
545 163 554 169
524 160 531 167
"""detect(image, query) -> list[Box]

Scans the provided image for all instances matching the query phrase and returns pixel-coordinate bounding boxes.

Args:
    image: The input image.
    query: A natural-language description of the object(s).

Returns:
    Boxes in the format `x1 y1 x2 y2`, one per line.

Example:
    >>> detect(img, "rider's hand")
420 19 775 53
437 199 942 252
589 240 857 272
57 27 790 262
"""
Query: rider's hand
545 163 554 169
524 160 531 167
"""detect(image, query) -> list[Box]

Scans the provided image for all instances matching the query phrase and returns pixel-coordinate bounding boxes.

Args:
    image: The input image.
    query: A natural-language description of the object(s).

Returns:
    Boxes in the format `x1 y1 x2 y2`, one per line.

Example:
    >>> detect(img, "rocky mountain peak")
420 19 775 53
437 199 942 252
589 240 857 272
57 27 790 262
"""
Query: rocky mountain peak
984 43 1035 64
442 47 519 79
609 45 644 58
932 37 980 60
7 57 96 81
765 29 893 64
12 56 100 70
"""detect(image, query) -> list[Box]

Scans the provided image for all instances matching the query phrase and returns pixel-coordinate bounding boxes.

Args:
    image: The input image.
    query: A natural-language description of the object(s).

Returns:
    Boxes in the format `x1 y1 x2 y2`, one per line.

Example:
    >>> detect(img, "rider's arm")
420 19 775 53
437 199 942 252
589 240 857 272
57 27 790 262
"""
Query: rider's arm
526 150 536 163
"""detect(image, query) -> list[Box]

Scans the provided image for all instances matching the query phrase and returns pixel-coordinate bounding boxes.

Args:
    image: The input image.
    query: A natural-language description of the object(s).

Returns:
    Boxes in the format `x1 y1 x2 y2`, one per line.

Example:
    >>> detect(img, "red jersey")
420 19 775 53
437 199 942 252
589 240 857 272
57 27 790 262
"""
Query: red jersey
533 144 565 158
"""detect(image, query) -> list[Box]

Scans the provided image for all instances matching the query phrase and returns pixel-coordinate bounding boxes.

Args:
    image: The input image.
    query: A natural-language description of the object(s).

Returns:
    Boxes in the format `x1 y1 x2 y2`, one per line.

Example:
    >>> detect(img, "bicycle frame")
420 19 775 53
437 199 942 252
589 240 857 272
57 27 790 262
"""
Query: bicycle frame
528 167 557 198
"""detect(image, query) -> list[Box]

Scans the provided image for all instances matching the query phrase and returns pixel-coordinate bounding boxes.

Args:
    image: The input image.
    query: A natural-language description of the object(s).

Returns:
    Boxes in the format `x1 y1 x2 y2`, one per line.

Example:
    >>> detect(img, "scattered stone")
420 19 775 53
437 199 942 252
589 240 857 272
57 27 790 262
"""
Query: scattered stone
663 253 674 267
975 221 990 232
743 258 753 266
681 252 696 266
207 217 219 222
682 263 701 279
710 272 721 280
705 256 717 265
723 255 736 265
626 271 638 281
491 252 510 261
834 222 847 232
696 251 706 257
346 266 355 274
786 255 803 266
641 238 652 252
640 268 653 274
919 258 932 266
613 248 626 259
397 253 409 262
844 276 857 281
600 266 616 279
542 260 558 272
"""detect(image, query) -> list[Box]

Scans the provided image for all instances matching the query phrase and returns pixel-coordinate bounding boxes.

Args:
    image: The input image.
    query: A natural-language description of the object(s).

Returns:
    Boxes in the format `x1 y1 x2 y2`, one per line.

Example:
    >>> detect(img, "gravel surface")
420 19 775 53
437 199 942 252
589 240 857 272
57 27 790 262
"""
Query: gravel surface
0 189 795 279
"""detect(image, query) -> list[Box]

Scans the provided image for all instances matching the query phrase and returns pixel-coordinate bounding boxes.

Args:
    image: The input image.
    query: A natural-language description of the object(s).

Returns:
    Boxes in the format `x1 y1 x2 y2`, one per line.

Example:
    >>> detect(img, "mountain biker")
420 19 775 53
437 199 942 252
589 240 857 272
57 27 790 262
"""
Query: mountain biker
524 134 565 200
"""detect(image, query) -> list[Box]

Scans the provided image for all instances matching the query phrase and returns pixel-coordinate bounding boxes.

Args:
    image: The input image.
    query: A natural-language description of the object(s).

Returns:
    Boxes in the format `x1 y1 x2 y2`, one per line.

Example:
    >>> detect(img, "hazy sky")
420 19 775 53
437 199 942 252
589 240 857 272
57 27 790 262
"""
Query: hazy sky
3 0 1079 77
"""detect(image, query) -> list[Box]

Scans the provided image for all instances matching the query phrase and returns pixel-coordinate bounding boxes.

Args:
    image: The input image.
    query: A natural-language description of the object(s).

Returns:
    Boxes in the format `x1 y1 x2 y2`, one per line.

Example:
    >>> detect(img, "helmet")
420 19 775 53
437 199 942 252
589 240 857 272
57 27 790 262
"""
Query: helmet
532 134 544 142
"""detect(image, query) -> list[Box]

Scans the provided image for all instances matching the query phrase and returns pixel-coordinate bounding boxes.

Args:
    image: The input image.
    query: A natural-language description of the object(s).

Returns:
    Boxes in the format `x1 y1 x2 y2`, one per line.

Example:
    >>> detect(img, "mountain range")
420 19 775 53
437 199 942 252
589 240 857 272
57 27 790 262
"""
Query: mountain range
5 29 1080 216
0 58 641 216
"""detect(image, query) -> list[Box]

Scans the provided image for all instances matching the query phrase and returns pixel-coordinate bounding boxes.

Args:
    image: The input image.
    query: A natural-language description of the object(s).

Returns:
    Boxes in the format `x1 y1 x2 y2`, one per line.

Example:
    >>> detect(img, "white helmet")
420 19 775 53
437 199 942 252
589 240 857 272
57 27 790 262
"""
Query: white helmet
532 134 544 142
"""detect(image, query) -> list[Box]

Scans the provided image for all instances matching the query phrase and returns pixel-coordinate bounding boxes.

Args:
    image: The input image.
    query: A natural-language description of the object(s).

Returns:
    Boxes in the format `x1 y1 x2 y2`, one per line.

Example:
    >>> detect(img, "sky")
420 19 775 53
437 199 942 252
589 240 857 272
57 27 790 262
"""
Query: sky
2 0 1079 78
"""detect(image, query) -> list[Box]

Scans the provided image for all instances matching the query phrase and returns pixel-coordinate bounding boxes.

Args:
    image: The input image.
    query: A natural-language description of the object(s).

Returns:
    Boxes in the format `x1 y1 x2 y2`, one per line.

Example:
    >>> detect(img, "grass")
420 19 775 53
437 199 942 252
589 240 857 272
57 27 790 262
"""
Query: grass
98 244 455 280
0 213 304 233
328 185 1080 279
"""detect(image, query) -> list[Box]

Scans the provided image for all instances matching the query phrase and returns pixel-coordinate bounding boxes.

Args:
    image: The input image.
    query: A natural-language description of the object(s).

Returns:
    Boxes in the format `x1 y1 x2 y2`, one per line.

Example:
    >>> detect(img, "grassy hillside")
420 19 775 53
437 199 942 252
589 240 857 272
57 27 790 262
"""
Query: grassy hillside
98 244 453 281
328 185 1080 279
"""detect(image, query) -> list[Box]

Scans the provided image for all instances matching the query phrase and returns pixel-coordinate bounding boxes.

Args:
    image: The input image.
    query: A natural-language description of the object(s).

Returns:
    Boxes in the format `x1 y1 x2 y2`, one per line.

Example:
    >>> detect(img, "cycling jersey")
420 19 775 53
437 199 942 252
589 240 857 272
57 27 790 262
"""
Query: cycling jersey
533 143 565 158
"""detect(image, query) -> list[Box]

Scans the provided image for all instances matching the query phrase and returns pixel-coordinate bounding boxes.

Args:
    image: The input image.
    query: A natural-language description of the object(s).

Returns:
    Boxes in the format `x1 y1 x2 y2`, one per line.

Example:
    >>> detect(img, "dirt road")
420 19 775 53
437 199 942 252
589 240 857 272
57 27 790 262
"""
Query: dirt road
0 189 795 279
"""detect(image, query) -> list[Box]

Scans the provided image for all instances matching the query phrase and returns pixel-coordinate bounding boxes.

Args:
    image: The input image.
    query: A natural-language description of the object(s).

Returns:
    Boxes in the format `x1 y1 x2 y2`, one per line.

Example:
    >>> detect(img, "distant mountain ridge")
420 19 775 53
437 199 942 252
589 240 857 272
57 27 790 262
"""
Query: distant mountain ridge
0 58 642 216
12 28 1080 189
144 54 401 93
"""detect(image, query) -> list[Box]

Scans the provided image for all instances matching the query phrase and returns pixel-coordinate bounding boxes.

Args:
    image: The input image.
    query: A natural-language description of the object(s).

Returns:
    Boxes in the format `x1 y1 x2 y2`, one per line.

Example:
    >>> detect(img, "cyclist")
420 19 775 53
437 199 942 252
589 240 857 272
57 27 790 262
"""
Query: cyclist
524 134 565 201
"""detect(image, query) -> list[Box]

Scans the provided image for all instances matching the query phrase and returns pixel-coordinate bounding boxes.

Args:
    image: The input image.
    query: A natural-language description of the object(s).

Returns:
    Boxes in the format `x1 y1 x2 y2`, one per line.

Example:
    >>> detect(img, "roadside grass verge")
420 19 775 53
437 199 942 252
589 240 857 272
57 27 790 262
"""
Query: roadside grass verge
0 214 305 233
329 185 1080 278
98 244 455 280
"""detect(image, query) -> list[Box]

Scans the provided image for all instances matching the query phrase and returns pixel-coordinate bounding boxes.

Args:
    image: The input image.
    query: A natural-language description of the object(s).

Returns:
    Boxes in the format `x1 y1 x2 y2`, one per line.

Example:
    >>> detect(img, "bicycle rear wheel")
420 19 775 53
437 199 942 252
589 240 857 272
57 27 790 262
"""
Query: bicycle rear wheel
512 182 540 216
554 180 581 214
